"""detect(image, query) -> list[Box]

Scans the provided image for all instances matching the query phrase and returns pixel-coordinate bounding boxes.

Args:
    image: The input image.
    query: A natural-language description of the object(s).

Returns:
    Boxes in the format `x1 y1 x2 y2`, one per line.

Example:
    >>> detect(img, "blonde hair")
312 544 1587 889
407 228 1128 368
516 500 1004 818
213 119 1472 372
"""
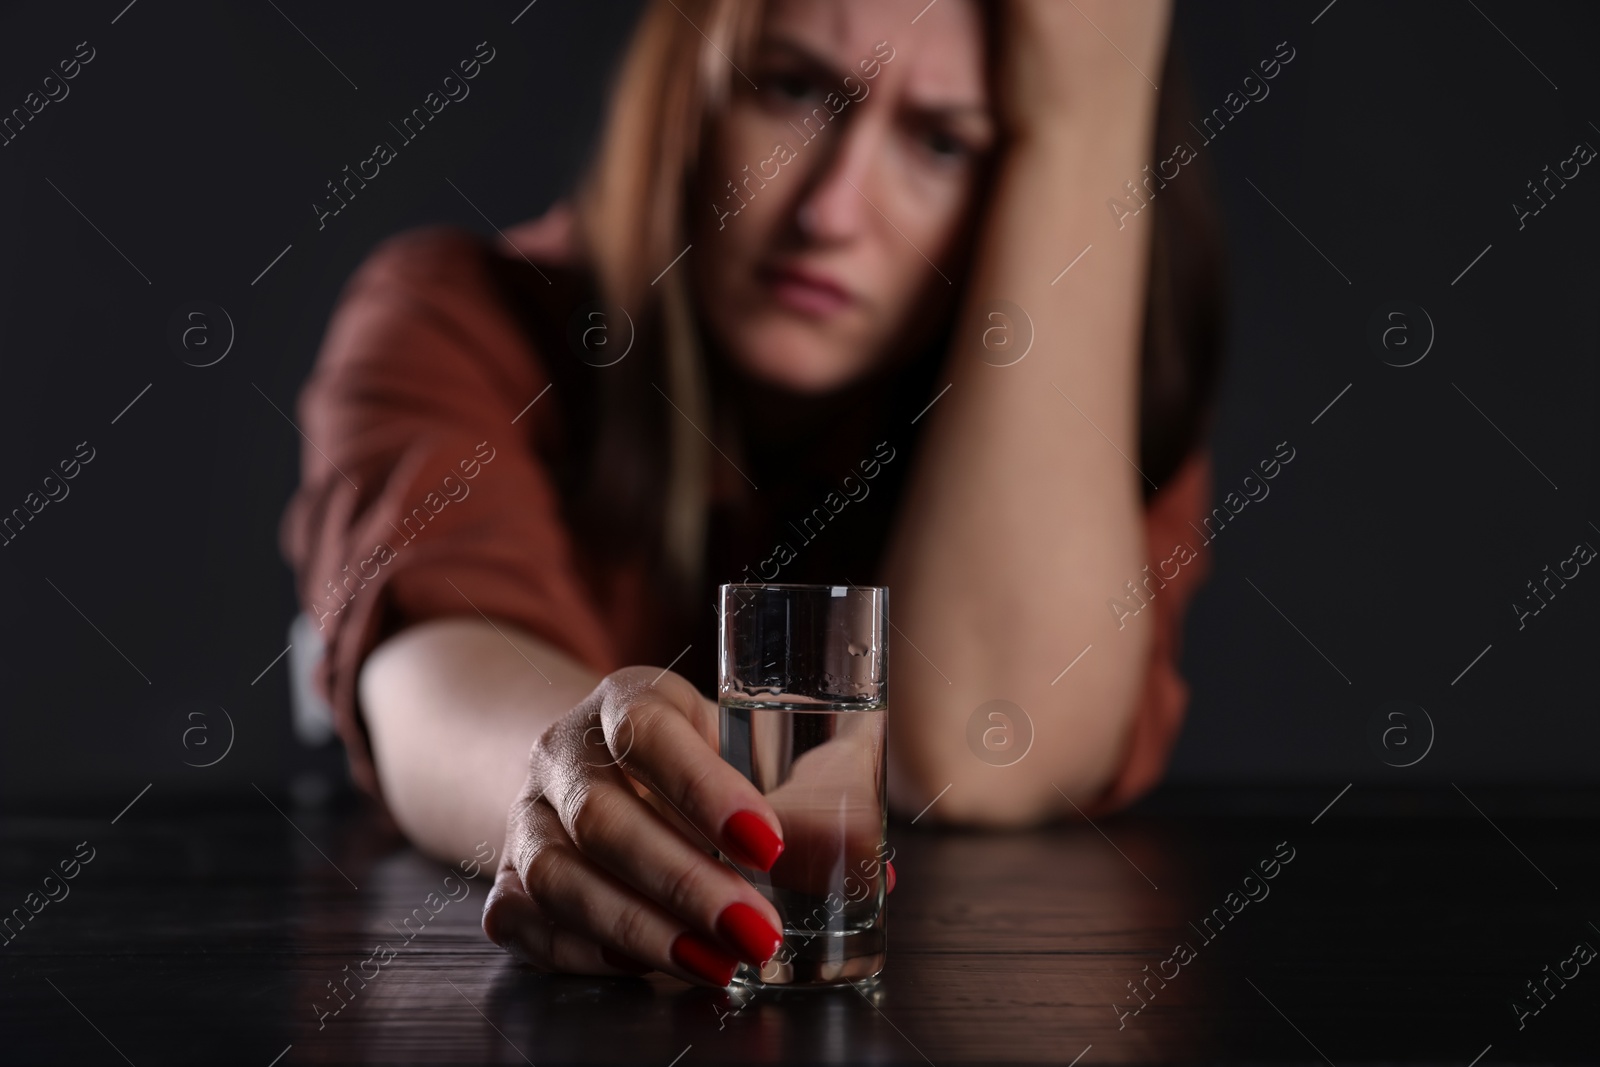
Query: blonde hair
574 0 764 601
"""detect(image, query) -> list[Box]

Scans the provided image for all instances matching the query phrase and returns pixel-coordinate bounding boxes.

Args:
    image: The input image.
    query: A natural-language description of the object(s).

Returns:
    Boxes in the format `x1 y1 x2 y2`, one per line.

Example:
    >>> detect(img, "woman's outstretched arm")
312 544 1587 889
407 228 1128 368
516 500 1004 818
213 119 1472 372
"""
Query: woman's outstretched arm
359 618 598 864
881 0 1173 826
285 225 799 983
279 224 623 868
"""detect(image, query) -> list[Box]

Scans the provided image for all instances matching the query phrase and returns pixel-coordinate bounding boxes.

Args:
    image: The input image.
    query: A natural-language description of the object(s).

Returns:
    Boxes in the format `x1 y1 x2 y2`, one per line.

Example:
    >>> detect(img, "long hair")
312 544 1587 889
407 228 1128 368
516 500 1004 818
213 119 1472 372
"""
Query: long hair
568 0 1225 609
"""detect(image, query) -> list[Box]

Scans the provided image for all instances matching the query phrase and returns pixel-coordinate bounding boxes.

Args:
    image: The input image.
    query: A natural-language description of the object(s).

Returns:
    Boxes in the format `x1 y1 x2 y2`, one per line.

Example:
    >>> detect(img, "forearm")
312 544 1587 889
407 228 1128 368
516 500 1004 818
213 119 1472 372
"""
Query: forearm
359 617 600 863
882 110 1162 825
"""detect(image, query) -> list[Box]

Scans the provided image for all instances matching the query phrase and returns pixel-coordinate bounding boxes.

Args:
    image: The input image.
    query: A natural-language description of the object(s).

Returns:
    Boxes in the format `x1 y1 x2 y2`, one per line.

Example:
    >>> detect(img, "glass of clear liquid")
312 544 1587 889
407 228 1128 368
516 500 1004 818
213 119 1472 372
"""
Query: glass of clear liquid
717 582 889 988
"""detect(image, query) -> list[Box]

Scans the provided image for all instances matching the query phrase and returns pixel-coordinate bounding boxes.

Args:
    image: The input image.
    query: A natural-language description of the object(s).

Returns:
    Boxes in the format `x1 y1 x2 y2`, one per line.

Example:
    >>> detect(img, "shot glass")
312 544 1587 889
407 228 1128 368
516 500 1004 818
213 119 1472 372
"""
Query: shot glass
717 582 890 987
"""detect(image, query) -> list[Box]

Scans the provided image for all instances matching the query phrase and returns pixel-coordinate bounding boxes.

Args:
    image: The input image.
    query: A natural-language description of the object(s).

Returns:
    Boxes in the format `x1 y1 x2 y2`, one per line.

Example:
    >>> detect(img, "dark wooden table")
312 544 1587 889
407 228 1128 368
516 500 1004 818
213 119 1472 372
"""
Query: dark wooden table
3 785 1597 1065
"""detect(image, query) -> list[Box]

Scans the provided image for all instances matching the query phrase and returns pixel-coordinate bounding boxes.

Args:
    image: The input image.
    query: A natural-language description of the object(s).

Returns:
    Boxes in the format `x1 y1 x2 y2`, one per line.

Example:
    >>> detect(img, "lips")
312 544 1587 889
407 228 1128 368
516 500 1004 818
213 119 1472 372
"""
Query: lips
758 261 854 317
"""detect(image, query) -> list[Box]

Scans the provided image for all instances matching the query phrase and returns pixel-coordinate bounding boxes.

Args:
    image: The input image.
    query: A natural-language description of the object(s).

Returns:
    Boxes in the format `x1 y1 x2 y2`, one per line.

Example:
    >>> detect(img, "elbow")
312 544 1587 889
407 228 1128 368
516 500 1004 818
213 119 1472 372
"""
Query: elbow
887 617 1155 831
889 696 1137 831
890 742 1119 831
920 782 1062 830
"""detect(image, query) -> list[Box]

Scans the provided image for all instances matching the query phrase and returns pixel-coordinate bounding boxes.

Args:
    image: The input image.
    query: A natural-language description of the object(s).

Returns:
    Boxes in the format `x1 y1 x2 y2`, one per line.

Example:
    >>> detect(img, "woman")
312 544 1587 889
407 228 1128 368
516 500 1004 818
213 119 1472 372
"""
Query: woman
282 0 1223 988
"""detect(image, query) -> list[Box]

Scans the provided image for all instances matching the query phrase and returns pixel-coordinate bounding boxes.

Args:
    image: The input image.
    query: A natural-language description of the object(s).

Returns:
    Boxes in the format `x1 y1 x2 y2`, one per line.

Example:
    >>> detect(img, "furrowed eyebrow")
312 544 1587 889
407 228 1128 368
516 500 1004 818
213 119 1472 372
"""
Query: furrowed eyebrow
755 36 848 84
757 35 990 122
904 101 990 124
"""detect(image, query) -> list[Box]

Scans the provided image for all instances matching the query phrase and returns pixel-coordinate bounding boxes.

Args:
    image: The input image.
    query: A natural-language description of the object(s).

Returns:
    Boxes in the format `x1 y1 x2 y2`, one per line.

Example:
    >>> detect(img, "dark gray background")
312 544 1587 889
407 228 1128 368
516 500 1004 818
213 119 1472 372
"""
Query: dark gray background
0 0 1594 810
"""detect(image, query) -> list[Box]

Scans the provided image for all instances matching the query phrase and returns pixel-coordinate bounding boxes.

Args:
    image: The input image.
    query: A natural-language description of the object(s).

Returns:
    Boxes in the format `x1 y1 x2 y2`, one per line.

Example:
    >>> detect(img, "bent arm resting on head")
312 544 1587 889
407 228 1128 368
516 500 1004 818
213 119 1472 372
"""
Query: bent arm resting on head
879 0 1174 826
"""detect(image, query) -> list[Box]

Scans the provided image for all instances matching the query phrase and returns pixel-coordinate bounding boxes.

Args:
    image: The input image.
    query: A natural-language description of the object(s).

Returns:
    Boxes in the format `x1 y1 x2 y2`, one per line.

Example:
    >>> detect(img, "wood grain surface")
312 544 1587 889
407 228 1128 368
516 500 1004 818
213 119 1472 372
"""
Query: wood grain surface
2 786 1596 1065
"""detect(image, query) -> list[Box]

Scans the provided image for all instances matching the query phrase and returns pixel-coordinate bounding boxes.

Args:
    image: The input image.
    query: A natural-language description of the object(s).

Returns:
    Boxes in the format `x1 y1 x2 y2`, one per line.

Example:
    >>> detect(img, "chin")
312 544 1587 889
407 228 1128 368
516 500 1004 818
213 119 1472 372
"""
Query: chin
725 320 867 396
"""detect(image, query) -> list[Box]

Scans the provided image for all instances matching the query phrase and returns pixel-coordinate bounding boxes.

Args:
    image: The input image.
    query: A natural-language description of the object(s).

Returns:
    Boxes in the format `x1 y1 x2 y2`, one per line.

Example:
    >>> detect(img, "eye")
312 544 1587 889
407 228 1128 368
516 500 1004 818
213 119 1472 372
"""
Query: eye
921 128 970 161
763 71 820 106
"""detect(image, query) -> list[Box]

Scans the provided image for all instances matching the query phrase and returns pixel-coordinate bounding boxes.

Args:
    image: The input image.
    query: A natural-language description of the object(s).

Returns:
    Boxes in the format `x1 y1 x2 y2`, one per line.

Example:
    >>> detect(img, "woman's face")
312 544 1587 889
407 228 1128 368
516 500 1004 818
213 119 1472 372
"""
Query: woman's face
691 0 996 395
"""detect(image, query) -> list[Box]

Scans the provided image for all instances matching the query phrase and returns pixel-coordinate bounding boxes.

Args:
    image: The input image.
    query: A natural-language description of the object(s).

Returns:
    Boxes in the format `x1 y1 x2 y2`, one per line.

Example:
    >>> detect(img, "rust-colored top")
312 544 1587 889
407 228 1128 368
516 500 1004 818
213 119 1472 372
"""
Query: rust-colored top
279 207 1214 818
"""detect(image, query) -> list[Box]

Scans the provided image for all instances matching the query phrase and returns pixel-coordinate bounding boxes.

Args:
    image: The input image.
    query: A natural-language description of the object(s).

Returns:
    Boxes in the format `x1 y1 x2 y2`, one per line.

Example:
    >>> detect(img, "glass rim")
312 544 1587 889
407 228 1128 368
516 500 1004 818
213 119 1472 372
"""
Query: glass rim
718 581 887 592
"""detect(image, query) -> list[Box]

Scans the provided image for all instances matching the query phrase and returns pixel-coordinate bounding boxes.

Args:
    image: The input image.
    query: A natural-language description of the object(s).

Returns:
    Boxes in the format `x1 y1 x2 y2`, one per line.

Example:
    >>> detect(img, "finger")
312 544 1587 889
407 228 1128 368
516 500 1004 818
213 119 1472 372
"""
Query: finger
552 769 784 968
511 793 746 988
602 673 786 872
482 858 649 975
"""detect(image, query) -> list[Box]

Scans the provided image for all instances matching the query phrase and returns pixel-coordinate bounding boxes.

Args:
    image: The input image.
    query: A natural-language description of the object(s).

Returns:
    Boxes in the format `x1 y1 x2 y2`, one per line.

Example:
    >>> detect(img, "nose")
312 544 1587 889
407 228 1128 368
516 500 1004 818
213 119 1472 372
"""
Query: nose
791 113 882 244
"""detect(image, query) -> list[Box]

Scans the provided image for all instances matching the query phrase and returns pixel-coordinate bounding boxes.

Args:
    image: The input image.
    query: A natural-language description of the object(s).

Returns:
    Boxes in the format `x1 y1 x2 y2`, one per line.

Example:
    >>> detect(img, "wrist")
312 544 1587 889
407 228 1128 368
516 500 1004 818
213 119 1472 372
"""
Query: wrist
999 107 1160 211
996 0 1170 153
1007 84 1160 153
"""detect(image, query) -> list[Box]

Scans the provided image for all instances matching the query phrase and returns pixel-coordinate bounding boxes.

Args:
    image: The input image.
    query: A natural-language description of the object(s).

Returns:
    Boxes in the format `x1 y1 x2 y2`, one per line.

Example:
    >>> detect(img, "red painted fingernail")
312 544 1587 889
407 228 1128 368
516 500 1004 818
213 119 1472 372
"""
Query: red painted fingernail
723 810 784 871
716 902 782 965
887 861 897 895
601 947 652 974
670 932 739 986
